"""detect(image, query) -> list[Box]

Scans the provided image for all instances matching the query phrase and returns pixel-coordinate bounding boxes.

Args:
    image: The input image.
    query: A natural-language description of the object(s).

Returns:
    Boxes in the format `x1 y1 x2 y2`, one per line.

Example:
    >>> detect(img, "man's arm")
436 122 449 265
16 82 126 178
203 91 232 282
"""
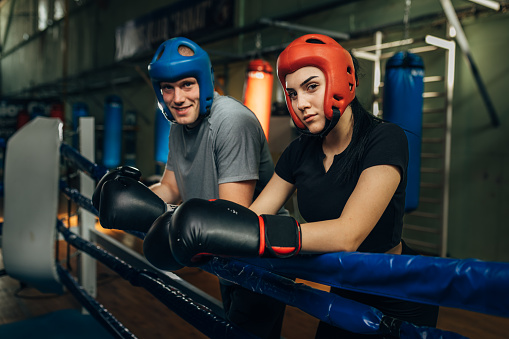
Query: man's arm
149 168 182 205
218 180 256 208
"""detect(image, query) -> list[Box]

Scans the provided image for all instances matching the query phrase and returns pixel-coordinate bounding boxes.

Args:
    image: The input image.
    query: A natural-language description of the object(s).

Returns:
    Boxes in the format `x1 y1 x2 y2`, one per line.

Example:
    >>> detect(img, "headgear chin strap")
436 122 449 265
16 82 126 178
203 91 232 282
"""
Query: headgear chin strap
148 37 215 123
318 107 341 138
276 34 357 136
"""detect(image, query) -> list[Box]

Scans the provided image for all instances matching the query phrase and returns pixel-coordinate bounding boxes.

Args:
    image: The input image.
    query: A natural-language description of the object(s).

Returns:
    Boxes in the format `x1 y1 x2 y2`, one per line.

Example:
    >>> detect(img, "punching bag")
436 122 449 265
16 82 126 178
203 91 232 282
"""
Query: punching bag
124 110 137 167
72 102 89 148
383 51 424 212
103 95 123 169
50 102 65 124
243 59 273 141
154 108 171 165
16 108 30 130
30 105 45 119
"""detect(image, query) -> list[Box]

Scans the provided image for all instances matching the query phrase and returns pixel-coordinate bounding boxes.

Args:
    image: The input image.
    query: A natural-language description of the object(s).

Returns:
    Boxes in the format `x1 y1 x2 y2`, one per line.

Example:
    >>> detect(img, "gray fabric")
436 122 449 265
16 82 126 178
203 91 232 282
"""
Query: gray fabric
166 92 274 202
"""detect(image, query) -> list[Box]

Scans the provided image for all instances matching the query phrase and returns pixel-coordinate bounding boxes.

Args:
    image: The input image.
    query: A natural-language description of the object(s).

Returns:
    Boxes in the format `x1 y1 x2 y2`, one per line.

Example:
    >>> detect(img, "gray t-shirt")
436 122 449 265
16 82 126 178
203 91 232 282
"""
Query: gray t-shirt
166 92 275 203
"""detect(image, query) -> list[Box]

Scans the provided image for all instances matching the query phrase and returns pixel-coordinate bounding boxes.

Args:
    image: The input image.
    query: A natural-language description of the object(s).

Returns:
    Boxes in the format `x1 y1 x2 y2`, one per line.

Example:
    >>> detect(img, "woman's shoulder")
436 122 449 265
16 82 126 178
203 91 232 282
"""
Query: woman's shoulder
371 121 407 142
373 120 405 133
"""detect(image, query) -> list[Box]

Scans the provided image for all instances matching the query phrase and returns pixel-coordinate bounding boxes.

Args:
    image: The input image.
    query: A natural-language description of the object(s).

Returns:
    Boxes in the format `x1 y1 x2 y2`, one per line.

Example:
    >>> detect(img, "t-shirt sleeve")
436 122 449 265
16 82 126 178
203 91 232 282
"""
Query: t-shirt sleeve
361 122 409 175
214 108 263 184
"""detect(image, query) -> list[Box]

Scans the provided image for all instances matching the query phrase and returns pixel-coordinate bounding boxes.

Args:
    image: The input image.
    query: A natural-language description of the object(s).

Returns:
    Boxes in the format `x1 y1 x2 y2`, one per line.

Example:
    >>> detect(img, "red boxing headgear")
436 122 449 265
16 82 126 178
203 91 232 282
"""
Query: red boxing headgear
277 34 357 135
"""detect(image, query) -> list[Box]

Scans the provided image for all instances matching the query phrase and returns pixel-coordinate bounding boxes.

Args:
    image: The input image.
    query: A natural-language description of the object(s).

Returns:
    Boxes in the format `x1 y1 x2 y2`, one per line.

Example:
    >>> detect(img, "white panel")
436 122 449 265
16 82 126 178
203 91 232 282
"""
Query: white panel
78 117 97 298
2 117 63 294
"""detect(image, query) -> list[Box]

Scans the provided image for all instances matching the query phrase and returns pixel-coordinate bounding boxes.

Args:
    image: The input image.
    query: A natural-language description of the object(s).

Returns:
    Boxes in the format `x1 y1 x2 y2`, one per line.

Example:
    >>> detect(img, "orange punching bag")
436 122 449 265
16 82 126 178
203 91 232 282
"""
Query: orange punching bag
243 59 273 141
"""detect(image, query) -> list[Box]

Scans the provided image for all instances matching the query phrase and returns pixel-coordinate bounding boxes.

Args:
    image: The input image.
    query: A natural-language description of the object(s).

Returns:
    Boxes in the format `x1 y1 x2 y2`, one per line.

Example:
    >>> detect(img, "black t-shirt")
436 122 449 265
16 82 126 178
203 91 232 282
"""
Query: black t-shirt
275 122 408 253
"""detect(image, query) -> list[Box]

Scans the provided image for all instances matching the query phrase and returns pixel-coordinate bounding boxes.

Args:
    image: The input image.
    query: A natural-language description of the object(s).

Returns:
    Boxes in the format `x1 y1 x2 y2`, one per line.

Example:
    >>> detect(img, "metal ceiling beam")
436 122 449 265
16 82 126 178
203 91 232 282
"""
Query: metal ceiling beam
259 18 350 41
193 0 357 47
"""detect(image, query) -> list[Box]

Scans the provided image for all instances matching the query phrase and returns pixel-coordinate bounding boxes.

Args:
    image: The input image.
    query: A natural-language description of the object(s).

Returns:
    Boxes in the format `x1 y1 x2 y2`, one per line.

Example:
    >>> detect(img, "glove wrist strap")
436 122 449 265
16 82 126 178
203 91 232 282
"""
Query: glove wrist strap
260 215 301 258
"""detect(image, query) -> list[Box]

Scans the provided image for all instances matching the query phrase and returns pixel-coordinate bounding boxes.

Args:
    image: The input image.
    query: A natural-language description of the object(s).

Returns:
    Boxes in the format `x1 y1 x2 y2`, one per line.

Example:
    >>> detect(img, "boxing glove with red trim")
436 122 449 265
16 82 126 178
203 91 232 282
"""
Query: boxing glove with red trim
96 167 167 232
163 198 301 267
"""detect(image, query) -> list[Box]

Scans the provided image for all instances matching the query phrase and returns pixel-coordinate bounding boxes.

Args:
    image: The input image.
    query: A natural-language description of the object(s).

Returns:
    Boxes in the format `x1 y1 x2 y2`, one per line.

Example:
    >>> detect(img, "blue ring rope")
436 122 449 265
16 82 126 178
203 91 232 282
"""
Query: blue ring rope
58 142 508 337
59 142 509 317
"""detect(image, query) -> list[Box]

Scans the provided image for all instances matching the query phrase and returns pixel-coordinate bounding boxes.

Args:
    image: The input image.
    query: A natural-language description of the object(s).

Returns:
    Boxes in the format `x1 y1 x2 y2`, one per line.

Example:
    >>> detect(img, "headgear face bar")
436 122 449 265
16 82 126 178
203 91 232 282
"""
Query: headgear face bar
148 37 215 123
277 34 357 137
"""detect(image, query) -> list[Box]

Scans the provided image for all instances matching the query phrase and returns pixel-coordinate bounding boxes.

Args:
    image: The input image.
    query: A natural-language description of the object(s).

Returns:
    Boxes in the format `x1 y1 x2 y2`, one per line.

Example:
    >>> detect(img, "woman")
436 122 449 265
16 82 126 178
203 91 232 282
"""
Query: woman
145 34 439 338
249 33 439 337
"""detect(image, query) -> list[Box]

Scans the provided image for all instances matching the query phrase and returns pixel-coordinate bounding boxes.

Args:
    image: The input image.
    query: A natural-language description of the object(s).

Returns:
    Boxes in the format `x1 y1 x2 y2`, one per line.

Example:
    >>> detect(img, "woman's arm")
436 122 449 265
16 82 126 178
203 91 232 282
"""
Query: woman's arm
250 174 296 215
301 164 402 253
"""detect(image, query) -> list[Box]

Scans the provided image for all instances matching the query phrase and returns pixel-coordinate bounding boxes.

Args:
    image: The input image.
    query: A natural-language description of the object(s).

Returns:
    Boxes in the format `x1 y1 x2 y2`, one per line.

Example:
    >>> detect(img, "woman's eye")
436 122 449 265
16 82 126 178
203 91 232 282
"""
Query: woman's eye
287 91 297 99
307 83 318 91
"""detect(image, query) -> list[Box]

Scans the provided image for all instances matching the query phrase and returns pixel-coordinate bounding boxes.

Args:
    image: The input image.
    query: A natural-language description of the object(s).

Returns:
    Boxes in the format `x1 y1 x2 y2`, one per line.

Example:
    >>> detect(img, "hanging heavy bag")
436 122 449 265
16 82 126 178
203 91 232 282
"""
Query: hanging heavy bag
383 51 425 212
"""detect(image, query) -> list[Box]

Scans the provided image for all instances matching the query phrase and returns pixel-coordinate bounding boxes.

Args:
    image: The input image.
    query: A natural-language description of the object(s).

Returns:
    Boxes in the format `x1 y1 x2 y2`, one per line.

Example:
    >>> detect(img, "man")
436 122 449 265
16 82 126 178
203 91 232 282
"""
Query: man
94 37 286 339
147 38 272 210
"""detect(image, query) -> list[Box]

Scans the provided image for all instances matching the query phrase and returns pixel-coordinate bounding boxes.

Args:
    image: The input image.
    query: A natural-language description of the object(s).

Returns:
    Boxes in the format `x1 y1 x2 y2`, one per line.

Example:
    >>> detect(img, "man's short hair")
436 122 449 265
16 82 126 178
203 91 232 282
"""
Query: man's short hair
178 45 194 57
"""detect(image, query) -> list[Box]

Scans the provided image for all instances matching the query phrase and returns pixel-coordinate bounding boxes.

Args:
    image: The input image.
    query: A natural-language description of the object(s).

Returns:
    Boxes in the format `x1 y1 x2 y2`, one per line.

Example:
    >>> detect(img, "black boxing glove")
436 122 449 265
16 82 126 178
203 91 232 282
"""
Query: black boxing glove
92 166 141 211
143 206 184 271
167 198 302 267
98 175 167 232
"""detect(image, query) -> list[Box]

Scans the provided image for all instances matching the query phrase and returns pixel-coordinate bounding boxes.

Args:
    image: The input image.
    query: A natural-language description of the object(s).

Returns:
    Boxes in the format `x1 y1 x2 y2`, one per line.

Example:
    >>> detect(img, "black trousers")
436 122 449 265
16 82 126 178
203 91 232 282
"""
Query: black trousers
220 282 287 339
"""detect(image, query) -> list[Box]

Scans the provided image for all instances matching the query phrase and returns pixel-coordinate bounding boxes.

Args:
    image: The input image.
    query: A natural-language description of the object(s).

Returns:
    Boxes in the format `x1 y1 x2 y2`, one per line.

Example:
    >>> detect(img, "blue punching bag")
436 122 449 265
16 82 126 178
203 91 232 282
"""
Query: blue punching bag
72 102 89 148
124 110 137 167
103 95 123 169
154 108 171 165
383 51 424 212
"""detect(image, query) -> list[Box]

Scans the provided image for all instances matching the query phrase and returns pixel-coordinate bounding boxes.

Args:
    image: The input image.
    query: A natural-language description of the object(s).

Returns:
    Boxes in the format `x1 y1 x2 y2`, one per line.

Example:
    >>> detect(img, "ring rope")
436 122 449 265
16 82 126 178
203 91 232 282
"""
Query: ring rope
203 257 467 338
56 261 137 339
59 142 509 337
104 228 466 337
60 143 108 182
59 167 509 319
56 219 255 339
237 252 509 318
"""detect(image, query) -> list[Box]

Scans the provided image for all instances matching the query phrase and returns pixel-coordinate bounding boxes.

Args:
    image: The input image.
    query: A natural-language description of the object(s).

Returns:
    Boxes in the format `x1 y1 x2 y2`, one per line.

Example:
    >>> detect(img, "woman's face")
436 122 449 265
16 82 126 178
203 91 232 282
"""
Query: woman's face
285 66 326 134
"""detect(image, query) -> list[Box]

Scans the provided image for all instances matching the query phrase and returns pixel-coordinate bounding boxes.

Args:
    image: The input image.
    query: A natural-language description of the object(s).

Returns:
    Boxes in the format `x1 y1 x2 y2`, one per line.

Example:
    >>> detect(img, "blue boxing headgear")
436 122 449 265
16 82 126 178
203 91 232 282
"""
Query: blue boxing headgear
148 37 214 122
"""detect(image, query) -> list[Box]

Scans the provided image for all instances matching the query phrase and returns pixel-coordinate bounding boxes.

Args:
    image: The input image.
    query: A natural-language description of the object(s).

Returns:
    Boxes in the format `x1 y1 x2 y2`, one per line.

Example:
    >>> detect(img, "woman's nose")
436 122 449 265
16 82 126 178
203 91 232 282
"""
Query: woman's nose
296 95 310 111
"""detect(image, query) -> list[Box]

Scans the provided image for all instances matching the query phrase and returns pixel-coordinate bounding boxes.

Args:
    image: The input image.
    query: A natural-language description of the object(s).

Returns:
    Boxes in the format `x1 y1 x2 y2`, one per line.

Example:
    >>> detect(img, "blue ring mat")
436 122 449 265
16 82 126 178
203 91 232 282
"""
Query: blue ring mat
0 309 115 339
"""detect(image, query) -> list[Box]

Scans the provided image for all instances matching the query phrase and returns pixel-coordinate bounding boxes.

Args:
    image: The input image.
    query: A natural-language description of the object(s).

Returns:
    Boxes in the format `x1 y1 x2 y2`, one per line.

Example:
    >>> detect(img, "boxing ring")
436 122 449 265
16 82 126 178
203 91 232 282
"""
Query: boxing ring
2 117 509 338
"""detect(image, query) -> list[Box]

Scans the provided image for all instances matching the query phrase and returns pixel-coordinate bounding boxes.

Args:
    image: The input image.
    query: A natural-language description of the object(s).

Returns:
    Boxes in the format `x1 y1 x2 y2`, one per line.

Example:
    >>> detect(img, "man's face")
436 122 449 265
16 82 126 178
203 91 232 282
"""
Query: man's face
160 77 201 126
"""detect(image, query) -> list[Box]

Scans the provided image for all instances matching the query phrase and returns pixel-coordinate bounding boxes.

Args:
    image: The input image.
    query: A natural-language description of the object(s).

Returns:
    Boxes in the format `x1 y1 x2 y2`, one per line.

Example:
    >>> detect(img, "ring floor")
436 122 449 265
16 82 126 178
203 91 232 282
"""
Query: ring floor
1 199 508 338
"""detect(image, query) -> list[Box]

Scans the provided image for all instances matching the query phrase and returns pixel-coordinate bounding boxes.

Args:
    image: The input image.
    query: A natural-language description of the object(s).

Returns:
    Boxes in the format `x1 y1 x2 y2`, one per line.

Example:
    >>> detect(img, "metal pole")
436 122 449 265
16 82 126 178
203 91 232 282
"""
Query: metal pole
439 0 500 127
